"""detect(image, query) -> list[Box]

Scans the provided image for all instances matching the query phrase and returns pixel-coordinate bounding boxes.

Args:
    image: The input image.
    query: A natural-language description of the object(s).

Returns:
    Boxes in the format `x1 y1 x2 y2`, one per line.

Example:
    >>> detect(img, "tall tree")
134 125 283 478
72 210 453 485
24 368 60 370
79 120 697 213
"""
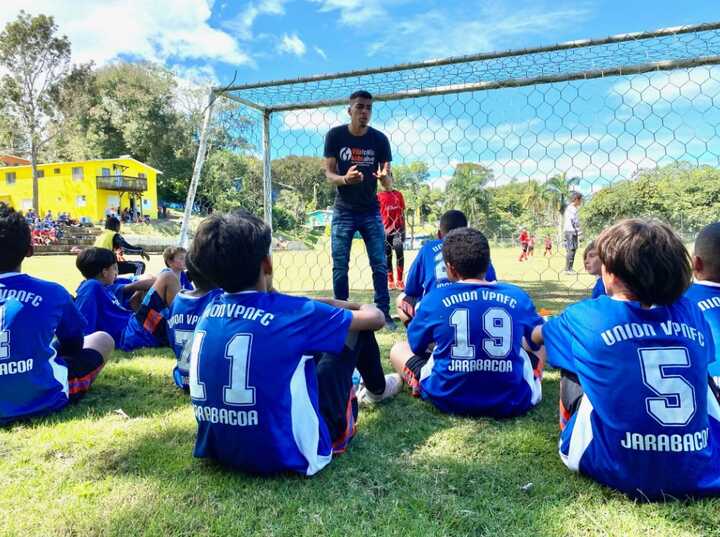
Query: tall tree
445 162 494 226
542 172 581 238
0 11 72 211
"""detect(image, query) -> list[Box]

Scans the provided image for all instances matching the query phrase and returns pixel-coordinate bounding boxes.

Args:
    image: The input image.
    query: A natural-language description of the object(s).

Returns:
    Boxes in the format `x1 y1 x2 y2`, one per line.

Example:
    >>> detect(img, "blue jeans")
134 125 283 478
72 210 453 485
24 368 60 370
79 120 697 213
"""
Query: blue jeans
331 208 390 316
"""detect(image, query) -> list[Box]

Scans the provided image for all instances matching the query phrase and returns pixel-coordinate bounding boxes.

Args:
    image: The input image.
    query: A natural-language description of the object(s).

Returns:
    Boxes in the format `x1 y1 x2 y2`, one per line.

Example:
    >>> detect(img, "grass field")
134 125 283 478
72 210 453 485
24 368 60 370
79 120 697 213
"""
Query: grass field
3 247 719 536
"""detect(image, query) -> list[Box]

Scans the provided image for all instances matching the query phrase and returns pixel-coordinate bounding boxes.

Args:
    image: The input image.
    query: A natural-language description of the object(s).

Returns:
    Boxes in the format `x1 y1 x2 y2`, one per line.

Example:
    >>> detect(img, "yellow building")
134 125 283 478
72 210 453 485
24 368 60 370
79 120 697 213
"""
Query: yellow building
0 155 161 221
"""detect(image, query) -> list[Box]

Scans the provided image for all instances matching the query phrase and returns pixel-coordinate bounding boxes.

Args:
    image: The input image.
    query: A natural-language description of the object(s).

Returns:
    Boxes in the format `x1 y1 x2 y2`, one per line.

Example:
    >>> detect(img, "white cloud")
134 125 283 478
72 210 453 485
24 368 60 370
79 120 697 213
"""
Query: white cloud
314 46 328 60
224 0 288 41
280 108 348 131
309 0 389 26
278 33 307 56
366 2 591 60
609 66 720 106
0 0 251 66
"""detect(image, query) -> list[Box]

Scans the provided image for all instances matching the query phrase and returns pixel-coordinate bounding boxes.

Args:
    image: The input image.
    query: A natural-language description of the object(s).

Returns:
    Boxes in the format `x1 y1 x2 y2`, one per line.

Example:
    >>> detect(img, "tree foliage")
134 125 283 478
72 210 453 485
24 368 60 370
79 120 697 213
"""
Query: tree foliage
0 11 72 210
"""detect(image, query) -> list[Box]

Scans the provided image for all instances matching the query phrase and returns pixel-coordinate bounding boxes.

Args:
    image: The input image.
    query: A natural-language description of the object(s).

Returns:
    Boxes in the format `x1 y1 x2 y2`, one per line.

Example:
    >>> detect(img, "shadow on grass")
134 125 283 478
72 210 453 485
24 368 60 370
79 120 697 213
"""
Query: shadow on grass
2 349 187 431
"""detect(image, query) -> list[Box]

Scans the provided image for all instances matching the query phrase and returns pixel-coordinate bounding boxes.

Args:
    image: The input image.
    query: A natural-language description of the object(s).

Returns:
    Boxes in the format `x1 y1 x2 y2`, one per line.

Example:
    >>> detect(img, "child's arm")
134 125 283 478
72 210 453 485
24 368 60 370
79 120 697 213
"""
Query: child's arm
349 304 385 332
313 297 362 311
531 324 544 347
119 276 156 295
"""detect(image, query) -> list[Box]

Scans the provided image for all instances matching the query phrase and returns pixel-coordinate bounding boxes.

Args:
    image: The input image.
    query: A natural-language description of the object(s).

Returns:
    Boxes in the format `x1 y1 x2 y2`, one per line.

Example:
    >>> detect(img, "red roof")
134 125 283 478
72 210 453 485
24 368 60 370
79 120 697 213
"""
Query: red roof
0 155 30 166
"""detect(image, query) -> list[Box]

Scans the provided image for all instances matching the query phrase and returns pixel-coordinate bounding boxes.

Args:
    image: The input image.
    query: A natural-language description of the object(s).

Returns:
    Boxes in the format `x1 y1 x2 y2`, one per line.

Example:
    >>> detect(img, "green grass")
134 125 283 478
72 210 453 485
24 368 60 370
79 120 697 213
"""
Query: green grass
4 249 719 536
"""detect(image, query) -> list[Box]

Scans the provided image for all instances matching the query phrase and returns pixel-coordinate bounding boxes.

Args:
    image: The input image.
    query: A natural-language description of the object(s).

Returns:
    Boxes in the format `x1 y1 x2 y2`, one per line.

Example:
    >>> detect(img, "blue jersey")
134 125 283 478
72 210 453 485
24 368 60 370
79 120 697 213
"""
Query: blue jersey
108 277 135 309
685 281 720 377
405 239 497 298
160 268 194 291
591 277 606 299
190 291 353 475
544 296 720 499
0 273 87 423
407 281 543 417
75 279 132 344
167 289 221 390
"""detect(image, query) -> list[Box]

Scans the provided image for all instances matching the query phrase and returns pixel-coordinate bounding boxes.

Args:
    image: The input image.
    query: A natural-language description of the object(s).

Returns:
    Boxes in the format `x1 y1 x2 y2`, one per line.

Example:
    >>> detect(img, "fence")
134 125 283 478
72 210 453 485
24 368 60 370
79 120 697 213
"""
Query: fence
182 22 720 296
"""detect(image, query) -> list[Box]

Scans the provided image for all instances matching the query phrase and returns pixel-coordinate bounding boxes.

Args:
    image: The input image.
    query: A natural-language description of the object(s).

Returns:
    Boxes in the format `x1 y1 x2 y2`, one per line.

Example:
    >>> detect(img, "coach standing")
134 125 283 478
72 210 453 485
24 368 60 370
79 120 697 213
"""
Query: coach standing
324 90 395 329
563 191 583 273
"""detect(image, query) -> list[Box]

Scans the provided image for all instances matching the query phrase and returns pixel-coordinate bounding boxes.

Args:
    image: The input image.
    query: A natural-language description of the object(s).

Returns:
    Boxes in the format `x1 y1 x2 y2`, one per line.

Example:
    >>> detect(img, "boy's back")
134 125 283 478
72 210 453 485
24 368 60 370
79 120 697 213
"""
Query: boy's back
544 295 720 498
191 290 352 475
407 281 542 416
75 279 131 343
167 288 222 390
685 281 720 378
405 239 496 299
0 273 86 422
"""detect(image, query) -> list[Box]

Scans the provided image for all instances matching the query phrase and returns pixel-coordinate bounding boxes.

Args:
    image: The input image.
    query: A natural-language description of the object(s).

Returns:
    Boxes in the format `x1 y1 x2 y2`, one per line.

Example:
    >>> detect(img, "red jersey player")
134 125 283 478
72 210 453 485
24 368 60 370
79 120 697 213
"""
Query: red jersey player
377 184 406 289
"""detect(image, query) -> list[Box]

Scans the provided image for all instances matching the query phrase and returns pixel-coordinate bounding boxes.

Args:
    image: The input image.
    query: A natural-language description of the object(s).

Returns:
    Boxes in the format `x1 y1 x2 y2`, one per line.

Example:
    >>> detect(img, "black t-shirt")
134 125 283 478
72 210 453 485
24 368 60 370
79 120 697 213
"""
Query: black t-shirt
323 125 392 212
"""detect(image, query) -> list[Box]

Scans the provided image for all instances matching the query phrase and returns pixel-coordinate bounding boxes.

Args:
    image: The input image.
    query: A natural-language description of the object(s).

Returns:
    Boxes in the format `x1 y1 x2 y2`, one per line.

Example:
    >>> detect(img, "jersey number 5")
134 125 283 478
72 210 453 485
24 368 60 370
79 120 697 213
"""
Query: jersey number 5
638 347 696 427
189 332 256 406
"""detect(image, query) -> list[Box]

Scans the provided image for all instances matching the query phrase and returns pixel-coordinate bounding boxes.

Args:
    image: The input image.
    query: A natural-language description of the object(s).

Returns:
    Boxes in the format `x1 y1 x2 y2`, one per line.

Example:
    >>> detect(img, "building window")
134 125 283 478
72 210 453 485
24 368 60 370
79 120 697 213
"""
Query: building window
35 169 44 178
101 168 110 176
72 167 84 180
76 195 87 207
5 172 16 185
54 168 61 174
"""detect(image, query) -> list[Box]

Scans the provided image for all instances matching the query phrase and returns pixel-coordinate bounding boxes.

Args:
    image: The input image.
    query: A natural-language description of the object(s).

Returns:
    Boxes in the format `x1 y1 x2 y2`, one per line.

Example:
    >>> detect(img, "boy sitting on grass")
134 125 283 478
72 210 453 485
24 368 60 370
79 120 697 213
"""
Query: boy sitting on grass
532 218 720 500
396 210 497 325
75 247 179 352
0 204 114 424
187 210 398 475
390 227 545 417
583 240 606 298
166 256 221 391
161 246 194 291
684 221 720 385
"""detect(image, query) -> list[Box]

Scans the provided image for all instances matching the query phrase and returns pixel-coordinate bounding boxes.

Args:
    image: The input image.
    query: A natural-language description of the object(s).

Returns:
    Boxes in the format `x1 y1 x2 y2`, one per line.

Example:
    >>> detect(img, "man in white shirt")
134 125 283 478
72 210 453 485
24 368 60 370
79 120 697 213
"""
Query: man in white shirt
563 192 583 273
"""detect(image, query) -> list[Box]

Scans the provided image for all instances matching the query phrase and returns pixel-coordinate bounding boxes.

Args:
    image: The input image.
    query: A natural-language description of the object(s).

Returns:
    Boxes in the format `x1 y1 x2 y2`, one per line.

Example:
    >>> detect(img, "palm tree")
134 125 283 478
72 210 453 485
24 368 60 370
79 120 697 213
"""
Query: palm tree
521 180 549 226
446 163 493 226
542 172 581 240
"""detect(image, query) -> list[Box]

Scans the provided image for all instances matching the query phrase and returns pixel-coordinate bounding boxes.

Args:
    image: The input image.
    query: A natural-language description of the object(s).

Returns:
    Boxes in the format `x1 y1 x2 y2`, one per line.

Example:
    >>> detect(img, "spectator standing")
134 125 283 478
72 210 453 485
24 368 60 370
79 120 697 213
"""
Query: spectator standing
563 192 583 273
324 90 395 329
377 180 406 289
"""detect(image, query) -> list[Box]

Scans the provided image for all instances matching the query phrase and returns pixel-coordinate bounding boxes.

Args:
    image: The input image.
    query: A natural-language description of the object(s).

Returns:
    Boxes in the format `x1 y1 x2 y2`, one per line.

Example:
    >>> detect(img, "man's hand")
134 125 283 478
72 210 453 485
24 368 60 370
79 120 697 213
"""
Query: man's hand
373 163 389 185
344 165 363 185
140 251 150 261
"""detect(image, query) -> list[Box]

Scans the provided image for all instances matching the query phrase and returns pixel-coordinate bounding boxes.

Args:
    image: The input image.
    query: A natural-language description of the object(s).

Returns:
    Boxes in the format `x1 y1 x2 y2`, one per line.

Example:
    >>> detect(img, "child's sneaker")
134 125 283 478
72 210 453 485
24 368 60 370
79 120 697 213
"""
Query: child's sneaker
357 373 402 405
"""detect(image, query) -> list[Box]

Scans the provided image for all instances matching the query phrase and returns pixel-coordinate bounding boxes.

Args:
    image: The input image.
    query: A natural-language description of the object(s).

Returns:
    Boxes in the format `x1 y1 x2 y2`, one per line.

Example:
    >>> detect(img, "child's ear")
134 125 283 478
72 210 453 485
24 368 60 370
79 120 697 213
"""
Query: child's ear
262 255 273 276
692 255 703 275
26 244 34 259
446 262 460 282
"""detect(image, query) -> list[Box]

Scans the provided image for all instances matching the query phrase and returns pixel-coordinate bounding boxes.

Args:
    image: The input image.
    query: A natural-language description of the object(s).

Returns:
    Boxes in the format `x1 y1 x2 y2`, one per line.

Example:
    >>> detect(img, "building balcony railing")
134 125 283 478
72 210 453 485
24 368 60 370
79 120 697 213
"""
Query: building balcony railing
96 175 147 192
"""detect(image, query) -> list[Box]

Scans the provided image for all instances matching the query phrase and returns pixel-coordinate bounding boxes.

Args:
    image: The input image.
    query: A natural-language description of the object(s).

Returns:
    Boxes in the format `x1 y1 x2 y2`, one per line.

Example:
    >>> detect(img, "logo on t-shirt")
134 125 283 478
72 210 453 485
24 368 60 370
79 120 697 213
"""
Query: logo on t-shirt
340 147 352 161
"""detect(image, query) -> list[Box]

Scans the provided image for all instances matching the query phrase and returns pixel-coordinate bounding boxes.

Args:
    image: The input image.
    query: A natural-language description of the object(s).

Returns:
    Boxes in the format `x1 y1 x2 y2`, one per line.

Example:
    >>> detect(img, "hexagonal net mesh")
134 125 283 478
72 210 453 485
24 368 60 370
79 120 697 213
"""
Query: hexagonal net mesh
191 22 720 302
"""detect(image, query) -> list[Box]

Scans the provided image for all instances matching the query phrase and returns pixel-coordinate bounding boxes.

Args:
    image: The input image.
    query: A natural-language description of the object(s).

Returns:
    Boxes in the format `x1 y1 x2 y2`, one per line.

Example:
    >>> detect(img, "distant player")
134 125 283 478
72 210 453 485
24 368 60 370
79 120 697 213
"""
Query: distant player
528 235 535 257
532 218 720 499
161 246 193 291
543 235 552 256
187 210 399 475
166 256 222 391
518 229 529 262
396 210 497 325
583 240 606 298
94 216 150 276
75 247 178 352
0 204 113 424
389 227 544 417
685 221 720 384
377 179 406 290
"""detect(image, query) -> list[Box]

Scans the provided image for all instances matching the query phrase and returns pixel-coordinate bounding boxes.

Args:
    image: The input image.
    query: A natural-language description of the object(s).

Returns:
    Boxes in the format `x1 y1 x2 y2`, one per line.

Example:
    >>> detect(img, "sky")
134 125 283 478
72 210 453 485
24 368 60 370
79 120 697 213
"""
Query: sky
3 1 720 190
